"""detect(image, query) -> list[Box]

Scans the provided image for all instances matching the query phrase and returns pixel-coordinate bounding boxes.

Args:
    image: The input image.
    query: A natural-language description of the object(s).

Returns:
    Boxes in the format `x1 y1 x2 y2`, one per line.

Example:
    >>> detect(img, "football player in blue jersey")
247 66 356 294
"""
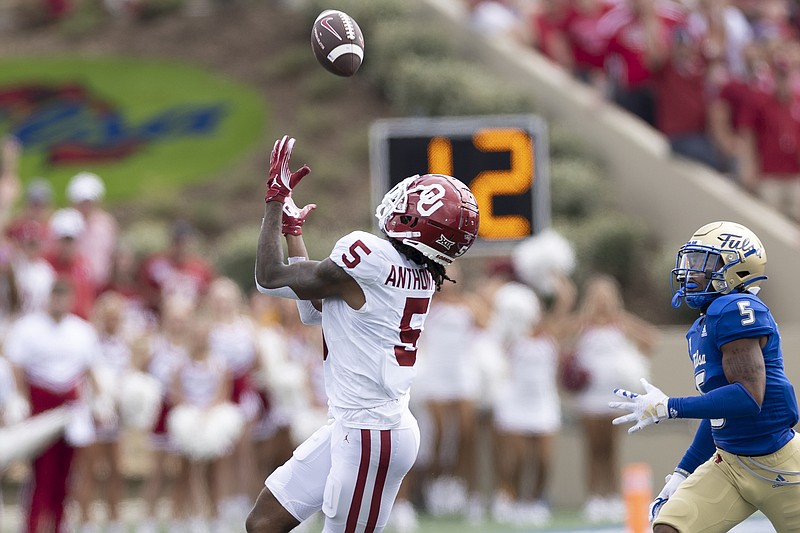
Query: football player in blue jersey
609 221 800 532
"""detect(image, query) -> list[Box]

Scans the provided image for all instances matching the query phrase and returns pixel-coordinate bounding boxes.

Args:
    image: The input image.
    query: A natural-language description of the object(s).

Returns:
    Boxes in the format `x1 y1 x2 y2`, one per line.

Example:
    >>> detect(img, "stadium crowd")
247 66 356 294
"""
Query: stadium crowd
469 0 800 223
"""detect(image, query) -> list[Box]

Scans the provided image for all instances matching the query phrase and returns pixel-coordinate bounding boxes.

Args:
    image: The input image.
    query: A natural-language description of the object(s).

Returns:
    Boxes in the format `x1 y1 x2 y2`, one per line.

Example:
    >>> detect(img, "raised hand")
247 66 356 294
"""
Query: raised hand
265 135 311 203
282 196 317 236
609 378 671 433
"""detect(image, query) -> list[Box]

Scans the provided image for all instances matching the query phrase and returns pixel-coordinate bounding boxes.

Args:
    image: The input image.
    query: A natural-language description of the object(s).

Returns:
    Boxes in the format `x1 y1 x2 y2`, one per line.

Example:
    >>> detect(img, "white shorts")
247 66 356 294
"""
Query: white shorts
265 411 420 532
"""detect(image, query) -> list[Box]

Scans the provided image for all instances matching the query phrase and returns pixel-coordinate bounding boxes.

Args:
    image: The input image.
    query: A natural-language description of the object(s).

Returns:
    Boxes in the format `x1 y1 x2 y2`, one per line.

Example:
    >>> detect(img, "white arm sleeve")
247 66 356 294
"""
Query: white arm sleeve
254 280 301 300
296 300 322 325
286 256 323 325
253 257 301 299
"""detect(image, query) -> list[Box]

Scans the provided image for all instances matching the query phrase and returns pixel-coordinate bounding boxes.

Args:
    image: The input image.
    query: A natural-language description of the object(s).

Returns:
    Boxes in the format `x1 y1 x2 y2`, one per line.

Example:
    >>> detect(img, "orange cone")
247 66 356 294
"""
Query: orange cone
622 463 653 533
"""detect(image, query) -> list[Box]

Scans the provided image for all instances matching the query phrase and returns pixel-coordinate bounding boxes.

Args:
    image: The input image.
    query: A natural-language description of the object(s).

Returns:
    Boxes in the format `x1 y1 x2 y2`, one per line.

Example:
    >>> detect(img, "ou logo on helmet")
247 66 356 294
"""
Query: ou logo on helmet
416 184 445 216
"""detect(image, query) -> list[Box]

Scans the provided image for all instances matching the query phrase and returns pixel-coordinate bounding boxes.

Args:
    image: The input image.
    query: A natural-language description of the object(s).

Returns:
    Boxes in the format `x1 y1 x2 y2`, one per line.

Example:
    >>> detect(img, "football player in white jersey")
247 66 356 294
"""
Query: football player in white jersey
246 135 479 533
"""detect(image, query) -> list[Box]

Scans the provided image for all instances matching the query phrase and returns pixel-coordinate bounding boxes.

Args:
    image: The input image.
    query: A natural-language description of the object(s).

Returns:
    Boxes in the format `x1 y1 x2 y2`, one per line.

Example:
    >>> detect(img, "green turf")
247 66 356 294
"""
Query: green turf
0 56 267 204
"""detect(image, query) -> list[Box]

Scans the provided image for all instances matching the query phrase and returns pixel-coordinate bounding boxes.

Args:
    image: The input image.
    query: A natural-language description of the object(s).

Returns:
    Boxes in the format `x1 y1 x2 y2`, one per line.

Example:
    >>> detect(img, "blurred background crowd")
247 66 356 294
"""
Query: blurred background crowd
0 134 660 532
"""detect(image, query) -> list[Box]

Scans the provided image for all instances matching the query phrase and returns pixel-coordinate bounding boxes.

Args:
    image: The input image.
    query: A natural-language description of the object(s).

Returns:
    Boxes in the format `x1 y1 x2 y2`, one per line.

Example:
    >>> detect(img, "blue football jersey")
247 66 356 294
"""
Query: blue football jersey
685 292 799 455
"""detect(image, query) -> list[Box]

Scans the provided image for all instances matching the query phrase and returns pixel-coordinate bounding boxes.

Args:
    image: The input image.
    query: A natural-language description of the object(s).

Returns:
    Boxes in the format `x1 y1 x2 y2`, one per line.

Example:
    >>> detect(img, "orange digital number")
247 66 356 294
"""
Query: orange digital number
427 136 453 176
471 128 533 239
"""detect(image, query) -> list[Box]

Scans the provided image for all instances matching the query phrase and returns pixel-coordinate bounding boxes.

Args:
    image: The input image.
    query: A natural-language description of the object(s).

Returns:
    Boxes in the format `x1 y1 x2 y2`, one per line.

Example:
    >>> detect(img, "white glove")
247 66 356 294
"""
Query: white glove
649 470 687 522
609 377 671 433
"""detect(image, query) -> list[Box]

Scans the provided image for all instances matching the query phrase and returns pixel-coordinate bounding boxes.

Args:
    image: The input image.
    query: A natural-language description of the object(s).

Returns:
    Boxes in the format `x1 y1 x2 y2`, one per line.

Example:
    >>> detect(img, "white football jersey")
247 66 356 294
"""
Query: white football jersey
323 231 435 429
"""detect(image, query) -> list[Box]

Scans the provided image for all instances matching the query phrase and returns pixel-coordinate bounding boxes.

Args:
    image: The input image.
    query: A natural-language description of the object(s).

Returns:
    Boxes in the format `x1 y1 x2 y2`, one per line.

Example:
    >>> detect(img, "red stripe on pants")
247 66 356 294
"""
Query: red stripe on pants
24 384 78 533
345 429 372 533
364 430 392 533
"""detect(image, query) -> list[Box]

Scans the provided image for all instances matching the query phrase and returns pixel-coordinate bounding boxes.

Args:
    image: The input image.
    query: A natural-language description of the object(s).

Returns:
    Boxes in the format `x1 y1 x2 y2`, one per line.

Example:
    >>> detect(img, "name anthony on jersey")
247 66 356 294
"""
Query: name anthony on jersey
384 264 432 290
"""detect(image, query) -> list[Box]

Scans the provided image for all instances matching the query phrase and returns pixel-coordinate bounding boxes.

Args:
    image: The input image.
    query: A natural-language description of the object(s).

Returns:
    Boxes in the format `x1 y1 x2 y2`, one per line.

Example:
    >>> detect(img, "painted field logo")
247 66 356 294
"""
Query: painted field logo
0 57 266 202
0 83 226 165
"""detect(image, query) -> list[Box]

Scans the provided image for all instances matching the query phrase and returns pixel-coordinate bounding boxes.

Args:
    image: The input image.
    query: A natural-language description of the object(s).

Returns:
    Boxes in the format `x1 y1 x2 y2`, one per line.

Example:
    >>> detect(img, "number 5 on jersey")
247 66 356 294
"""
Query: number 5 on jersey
395 297 431 367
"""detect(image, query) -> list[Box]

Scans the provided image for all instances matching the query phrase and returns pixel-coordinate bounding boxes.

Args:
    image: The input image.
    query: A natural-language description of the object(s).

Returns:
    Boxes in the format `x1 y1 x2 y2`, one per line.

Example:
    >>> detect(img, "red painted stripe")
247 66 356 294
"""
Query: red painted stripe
345 429 372 533
364 430 392 533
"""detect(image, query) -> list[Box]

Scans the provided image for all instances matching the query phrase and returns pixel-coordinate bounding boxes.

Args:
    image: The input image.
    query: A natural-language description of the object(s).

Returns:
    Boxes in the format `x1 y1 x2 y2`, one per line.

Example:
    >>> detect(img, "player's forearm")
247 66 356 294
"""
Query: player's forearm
668 382 761 420
255 202 290 288
286 234 309 259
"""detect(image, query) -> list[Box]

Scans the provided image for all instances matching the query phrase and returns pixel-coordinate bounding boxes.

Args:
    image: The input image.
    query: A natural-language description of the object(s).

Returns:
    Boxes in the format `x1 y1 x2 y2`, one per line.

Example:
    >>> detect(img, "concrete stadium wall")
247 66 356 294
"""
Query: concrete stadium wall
422 0 800 508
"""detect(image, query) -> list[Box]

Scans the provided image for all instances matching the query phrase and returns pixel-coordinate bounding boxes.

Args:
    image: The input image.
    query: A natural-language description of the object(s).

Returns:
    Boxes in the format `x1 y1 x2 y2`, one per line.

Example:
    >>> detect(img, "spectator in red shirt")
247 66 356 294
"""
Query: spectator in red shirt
45 208 97 320
67 172 119 289
524 0 573 66
598 0 687 125
137 219 215 315
562 0 615 85
651 30 730 172
686 0 753 79
707 42 772 180
740 49 800 221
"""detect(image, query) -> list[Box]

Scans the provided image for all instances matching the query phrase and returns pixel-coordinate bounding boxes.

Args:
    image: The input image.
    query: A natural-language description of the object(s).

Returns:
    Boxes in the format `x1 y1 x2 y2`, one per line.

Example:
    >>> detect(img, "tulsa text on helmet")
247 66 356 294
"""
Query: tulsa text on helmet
716 233 755 252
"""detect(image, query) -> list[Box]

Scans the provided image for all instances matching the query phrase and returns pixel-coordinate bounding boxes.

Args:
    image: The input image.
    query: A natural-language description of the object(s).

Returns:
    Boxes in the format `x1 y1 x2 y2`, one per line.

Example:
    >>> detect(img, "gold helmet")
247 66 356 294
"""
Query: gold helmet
671 221 767 309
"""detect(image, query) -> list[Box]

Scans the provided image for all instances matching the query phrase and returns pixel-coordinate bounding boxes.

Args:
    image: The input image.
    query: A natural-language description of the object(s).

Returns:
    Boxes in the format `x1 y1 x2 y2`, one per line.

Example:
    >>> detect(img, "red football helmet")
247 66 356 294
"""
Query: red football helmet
376 174 480 265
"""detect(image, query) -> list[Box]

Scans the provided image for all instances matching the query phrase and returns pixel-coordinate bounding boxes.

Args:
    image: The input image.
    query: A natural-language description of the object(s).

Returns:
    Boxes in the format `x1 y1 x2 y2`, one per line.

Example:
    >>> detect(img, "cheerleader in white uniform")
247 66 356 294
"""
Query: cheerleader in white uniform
414 267 482 517
571 275 658 522
205 277 264 521
491 274 575 526
167 320 240 532
73 292 133 533
139 296 192 533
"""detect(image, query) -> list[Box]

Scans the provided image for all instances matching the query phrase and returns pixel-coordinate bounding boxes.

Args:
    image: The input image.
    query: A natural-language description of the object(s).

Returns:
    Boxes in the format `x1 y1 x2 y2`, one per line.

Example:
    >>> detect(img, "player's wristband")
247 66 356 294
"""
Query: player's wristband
265 188 288 204
668 382 760 420
676 419 715 474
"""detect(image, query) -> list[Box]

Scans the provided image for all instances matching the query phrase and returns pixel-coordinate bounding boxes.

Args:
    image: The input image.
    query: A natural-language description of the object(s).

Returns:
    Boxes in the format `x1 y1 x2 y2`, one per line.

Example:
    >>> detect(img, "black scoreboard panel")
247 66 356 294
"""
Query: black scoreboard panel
370 116 549 248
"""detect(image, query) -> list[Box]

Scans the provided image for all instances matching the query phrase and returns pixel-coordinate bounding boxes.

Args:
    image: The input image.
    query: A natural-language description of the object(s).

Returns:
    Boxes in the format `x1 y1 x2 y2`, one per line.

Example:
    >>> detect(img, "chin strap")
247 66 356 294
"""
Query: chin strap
671 288 684 308
672 281 701 308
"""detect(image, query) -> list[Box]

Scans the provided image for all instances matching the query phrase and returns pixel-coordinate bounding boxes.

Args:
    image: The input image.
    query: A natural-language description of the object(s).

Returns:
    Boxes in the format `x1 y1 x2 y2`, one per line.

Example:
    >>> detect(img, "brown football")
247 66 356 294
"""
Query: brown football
311 10 364 77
